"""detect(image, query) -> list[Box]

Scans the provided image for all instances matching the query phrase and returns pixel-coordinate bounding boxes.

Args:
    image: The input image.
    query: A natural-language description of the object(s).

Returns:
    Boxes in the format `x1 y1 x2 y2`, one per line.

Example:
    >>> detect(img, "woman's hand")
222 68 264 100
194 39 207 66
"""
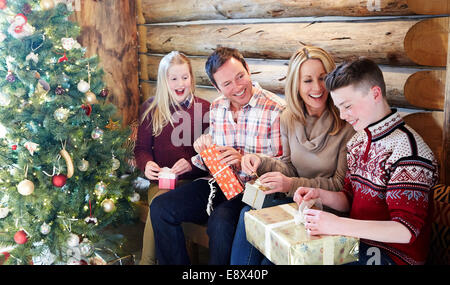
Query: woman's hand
216 146 242 168
171 158 192 176
241 154 261 176
144 161 160 180
193 134 212 154
258 172 293 194
293 187 321 205
303 209 341 236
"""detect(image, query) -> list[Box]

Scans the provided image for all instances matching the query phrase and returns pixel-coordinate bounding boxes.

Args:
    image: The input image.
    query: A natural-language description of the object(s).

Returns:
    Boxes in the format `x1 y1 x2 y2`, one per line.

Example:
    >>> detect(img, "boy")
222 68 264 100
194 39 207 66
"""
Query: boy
294 58 438 265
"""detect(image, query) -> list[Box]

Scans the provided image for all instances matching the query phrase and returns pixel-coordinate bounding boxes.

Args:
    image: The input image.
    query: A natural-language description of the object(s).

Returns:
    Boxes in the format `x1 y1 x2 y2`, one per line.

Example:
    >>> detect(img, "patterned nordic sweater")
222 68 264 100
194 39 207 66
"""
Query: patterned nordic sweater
342 109 438 265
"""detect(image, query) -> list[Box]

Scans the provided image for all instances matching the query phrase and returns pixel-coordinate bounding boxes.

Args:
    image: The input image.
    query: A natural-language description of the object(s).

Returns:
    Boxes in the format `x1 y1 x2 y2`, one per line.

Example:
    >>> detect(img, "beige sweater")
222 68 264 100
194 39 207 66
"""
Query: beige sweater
257 108 355 197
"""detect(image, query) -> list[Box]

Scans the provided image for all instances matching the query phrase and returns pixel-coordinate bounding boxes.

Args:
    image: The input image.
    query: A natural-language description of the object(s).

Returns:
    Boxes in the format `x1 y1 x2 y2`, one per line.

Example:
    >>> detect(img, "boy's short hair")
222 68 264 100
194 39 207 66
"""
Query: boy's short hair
325 57 386 97
205 47 249 88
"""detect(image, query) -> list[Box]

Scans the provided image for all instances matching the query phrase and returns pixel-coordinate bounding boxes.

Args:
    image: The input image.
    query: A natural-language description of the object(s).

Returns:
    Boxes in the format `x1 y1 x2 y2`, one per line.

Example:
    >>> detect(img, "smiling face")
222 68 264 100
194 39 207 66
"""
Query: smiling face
167 63 192 103
298 59 329 117
212 57 253 111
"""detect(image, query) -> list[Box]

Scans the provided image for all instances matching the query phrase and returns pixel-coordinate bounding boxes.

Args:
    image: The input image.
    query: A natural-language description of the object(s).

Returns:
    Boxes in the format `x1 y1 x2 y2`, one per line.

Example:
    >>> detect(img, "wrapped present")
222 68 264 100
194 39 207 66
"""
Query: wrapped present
200 145 244 200
158 167 177 190
244 203 359 265
242 179 276 209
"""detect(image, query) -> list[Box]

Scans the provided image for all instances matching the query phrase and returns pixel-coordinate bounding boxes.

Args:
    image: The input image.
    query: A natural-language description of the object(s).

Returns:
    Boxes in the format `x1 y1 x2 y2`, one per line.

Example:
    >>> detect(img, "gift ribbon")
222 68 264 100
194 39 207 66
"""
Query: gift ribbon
206 165 231 216
255 204 335 265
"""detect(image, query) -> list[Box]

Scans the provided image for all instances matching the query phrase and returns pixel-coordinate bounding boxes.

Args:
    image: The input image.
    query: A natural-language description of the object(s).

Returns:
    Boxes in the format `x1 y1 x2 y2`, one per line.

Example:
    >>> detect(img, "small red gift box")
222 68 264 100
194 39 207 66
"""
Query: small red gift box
200 145 244 200
158 167 177 190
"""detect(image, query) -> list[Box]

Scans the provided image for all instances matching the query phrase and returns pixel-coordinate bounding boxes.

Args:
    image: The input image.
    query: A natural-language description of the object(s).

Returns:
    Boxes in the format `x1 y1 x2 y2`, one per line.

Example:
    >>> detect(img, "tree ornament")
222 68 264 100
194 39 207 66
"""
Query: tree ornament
40 0 55 10
129 192 140 203
78 159 89 172
111 157 120 171
8 13 35 39
25 52 39 64
61 37 79 51
0 206 9 218
22 3 32 14
0 92 11 106
79 238 94 257
54 86 65 95
0 0 6 10
24 141 39 156
57 52 68 63
101 199 115 213
14 230 28 244
54 107 70 122
99 88 109 98
11 145 17 150
67 233 80 247
91 127 104 140
17 179 34 196
52 173 67 187
105 118 120 131
60 147 74 178
40 222 51 235
84 91 98 104
94 181 107 196
81 104 92 116
77 80 90 93
6 72 15 83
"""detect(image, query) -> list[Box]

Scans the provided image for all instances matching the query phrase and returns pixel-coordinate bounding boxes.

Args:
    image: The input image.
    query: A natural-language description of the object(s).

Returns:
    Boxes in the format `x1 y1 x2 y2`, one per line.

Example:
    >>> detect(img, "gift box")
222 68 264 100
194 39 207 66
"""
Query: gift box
200 145 244 200
242 179 276 209
158 167 177 190
244 203 359 265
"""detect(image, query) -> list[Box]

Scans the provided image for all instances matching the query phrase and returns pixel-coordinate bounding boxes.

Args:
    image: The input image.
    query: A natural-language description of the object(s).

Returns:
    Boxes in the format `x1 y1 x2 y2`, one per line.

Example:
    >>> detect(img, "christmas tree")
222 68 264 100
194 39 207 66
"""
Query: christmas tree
0 0 138 264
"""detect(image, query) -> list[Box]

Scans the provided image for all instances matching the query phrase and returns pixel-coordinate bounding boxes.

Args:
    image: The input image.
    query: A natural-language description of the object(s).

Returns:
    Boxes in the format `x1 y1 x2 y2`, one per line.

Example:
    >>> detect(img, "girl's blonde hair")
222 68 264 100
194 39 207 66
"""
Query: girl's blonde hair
140 51 196 136
284 46 344 135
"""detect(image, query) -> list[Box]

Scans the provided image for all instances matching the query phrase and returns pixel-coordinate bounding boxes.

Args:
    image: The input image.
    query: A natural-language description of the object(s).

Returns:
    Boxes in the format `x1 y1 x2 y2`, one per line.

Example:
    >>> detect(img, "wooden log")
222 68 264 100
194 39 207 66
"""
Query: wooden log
443 17 450 184
404 17 449 67
73 0 140 125
403 112 444 184
407 0 450 15
404 70 446 110
146 20 419 65
141 0 412 23
142 54 430 109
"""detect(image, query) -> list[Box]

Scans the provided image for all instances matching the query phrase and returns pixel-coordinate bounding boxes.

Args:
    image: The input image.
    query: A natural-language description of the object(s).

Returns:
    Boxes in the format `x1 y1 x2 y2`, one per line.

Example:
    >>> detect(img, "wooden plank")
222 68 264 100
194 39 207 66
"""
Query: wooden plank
403 112 445 184
146 20 419 65
140 81 220 103
404 70 446 110
141 54 429 109
404 17 449 67
72 0 140 125
141 0 412 23
407 0 450 15
443 17 450 184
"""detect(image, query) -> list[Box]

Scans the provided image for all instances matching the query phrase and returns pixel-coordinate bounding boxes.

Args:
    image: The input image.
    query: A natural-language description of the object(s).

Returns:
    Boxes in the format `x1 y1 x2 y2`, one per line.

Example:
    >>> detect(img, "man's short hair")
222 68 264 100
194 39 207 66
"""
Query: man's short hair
205 47 249 88
325 57 386 97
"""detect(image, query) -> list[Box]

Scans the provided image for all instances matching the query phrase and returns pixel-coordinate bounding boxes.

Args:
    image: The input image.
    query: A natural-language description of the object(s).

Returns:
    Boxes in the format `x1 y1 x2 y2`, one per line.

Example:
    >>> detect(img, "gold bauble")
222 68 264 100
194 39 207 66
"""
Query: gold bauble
40 0 55 10
85 91 98 104
17 179 35 196
101 199 115 213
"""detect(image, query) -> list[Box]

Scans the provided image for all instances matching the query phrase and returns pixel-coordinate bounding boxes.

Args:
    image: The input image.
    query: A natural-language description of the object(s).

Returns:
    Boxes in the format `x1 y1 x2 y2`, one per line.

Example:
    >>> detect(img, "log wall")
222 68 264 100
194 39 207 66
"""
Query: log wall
137 0 450 183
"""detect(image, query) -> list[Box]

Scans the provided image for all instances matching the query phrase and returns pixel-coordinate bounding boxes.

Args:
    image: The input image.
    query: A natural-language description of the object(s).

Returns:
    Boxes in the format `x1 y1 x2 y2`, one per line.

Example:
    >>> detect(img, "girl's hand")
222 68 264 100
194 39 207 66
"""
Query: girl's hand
303 209 340 236
293 187 321 205
171 158 192 176
241 154 261 176
193 134 212 154
144 161 160 180
216 146 242 168
258 172 293 194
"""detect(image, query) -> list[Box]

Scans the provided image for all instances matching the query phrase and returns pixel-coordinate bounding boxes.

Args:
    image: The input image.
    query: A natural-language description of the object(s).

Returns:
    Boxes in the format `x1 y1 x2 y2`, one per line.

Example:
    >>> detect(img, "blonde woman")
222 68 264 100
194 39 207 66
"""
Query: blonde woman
231 46 355 264
134 51 210 265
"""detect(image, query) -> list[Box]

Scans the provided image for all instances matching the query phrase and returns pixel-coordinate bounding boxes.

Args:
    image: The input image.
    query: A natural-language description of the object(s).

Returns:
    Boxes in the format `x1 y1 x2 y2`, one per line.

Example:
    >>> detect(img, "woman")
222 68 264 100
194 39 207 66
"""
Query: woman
134 51 210 265
230 46 355 264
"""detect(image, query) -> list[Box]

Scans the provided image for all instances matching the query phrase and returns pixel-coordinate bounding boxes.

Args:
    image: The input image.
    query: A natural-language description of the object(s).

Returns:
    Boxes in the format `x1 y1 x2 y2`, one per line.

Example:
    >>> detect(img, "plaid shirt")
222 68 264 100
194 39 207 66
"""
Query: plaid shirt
193 82 286 180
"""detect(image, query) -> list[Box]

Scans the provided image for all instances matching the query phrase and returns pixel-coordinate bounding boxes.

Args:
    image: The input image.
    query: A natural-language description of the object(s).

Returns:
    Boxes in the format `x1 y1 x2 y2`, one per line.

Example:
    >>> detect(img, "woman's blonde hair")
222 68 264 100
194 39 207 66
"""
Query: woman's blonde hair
140 51 195 136
284 46 344 135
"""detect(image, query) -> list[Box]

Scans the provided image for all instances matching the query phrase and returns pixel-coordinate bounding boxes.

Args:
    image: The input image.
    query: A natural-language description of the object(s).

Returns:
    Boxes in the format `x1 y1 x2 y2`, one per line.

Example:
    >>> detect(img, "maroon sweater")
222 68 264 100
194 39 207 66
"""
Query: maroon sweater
134 96 210 181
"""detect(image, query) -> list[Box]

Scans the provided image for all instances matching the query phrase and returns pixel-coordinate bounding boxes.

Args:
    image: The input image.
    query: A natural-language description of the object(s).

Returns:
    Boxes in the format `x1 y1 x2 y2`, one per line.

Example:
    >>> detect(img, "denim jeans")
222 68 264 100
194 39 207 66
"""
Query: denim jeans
230 197 293 265
150 179 245 265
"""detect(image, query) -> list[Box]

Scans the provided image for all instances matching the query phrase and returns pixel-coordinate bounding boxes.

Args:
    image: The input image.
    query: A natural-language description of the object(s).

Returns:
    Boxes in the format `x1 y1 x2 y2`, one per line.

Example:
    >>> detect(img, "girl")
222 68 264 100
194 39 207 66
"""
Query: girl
134 51 210 265
230 46 355 264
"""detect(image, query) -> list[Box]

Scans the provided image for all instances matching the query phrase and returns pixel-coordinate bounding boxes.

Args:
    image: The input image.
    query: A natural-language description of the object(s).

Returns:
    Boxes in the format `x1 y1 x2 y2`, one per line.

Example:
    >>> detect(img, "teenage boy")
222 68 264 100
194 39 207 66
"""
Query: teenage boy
294 58 438 265
151 47 286 265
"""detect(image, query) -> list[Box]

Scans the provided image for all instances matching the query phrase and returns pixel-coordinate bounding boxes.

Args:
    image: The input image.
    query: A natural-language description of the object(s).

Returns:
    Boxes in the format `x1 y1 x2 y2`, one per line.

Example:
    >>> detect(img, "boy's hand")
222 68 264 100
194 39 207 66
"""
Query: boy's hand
193 134 212 154
216 146 242 168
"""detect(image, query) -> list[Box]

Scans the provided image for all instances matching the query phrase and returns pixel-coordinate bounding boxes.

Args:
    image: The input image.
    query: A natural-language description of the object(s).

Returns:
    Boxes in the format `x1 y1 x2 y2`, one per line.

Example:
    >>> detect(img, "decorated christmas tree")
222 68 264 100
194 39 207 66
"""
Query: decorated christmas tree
0 0 139 264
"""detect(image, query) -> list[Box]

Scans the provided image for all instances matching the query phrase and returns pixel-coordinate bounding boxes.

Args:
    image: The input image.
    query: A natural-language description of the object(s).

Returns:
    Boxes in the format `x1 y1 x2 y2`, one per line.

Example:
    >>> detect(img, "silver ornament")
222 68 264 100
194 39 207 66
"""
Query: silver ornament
79 238 94 257
111 158 120 171
78 159 89 172
0 207 9 218
54 107 70 123
40 222 51 235
129 192 140 203
77 80 90 93
94 181 107 196
67 233 80 247
91 127 104 140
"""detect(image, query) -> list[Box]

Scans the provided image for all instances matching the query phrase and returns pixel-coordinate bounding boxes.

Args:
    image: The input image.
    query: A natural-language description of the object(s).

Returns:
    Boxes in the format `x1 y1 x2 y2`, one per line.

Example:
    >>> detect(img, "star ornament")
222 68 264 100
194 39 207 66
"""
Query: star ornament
105 118 120 131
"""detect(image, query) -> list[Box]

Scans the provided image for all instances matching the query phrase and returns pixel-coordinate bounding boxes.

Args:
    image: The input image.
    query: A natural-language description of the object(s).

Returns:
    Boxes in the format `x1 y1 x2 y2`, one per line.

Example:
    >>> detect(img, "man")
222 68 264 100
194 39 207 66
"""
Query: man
294 58 438 265
151 47 286 264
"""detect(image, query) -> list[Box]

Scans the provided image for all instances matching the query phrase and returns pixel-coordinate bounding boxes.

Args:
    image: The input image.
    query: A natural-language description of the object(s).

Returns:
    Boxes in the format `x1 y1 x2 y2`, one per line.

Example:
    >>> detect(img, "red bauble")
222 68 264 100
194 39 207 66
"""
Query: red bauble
81 104 92 116
52 174 67 187
11 145 17 150
14 230 28 244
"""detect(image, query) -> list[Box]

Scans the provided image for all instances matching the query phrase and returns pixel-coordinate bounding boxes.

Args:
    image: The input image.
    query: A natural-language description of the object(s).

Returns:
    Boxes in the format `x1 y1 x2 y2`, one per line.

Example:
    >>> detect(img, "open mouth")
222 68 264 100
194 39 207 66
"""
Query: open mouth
348 119 358 126
309 92 323 99
175 88 185 96
234 89 245 97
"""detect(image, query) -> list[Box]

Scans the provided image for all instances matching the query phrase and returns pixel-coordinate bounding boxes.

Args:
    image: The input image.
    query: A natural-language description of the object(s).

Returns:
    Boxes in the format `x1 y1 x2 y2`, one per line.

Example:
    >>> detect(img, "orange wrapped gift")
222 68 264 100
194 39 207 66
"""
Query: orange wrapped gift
200 145 244 200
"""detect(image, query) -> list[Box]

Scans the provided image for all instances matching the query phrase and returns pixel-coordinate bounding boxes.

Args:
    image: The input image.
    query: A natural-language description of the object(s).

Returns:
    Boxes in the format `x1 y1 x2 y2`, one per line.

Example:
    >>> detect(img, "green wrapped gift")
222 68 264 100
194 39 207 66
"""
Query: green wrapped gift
244 203 359 265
